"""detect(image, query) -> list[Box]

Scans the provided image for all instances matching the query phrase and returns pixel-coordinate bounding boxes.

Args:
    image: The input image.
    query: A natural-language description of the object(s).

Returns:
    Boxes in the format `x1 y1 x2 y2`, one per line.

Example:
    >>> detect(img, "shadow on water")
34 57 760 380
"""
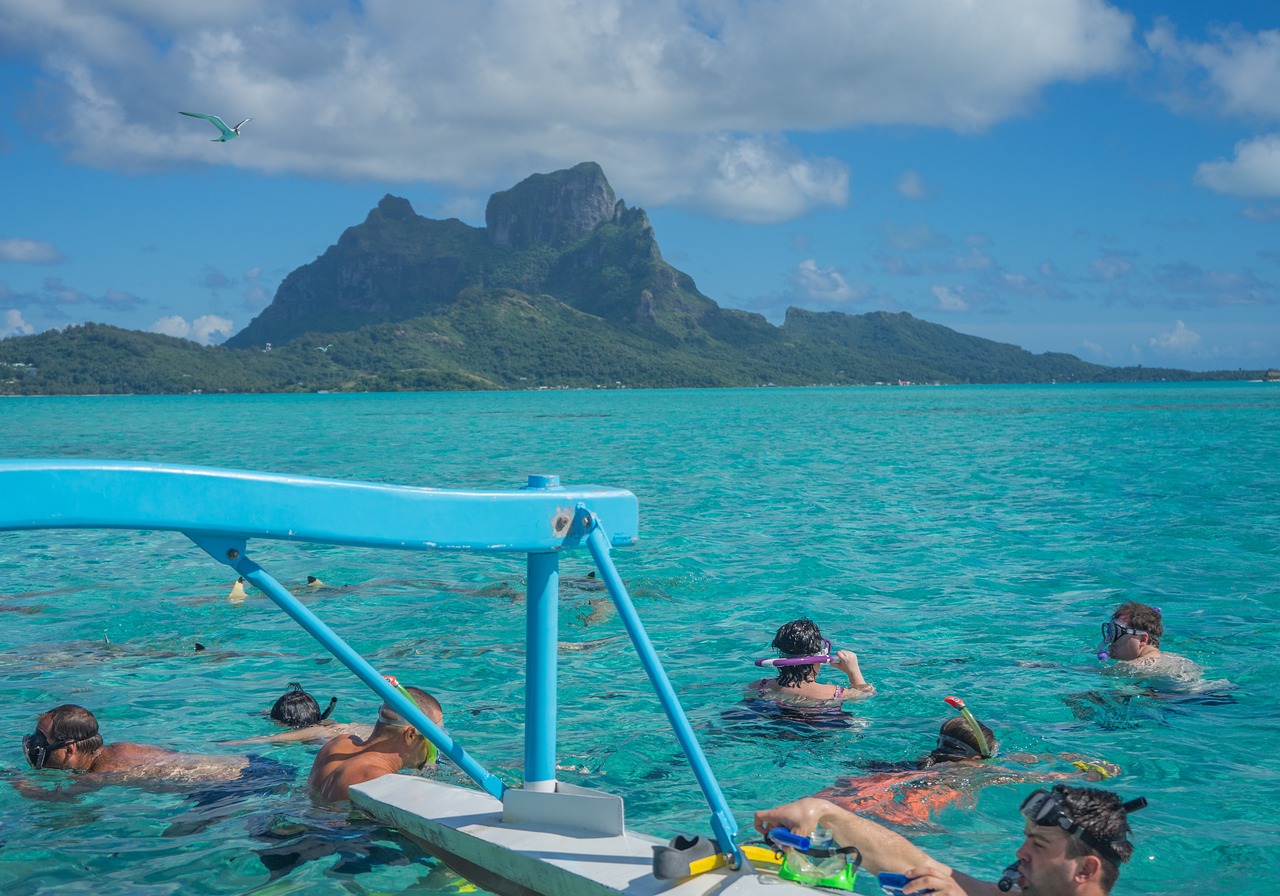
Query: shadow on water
719 698 859 737
1062 686 1238 730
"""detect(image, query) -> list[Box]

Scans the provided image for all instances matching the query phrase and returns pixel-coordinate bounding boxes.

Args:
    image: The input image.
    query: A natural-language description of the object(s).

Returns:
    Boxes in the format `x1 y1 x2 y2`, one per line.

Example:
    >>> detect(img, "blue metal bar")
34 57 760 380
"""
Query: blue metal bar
0 460 638 553
581 512 741 864
524 550 559 790
188 534 507 800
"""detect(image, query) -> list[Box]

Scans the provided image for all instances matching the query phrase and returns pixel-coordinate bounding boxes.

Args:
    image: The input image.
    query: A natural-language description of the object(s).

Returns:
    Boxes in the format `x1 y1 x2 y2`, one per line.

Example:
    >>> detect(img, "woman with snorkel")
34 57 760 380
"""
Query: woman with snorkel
748 619 875 705
817 697 1118 830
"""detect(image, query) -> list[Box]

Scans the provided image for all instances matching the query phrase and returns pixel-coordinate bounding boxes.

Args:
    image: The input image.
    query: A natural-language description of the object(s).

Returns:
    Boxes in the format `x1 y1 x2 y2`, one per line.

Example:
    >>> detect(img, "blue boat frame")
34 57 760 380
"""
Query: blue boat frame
0 459 740 861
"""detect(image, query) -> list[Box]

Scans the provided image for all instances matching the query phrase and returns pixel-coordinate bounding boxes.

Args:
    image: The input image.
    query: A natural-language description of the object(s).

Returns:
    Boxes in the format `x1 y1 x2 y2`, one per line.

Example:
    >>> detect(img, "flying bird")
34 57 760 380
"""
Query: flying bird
180 111 252 142
316 344 333 353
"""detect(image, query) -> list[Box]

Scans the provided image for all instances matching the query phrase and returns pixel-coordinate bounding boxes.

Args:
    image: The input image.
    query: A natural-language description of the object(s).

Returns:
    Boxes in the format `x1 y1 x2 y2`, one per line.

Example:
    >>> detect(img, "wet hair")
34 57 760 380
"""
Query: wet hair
40 704 104 756
270 683 336 729
771 618 825 688
1113 601 1162 647
373 686 443 736
1056 785 1136 893
922 715 997 767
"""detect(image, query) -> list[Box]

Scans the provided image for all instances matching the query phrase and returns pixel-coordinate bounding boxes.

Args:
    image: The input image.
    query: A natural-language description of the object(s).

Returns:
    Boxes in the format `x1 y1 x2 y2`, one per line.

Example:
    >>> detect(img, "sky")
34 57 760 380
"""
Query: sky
1 1 1278 371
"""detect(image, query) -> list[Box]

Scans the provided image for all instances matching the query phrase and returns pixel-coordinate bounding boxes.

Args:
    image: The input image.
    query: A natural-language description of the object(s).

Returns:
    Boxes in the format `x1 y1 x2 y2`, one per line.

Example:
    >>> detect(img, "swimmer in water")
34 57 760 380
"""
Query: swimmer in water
16 704 289 800
220 683 372 746
748 618 874 706
818 698 1119 830
307 685 442 803
1095 602 1203 689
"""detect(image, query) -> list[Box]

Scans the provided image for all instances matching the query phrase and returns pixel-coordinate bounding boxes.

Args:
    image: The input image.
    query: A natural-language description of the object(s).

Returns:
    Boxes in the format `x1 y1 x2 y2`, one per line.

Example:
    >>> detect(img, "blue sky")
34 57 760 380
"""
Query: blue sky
1 1 1277 371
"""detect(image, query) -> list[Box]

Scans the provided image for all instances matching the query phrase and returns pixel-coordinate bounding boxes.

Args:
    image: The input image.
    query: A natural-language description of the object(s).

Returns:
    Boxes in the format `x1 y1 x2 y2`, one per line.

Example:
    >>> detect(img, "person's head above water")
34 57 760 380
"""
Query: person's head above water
1096 601 1163 661
925 714 998 766
1018 784 1145 894
770 618 829 687
23 704 104 770
270 683 337 729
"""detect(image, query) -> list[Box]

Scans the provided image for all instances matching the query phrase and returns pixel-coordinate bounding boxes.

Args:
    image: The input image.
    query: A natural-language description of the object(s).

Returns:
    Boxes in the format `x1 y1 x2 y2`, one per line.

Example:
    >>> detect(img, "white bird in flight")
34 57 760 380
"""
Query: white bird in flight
180 111 252 142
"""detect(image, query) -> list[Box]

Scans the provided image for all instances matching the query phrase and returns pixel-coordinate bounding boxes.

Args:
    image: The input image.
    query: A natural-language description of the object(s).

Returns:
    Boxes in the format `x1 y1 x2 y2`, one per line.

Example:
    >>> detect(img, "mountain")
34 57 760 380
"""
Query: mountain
0 163 1255 394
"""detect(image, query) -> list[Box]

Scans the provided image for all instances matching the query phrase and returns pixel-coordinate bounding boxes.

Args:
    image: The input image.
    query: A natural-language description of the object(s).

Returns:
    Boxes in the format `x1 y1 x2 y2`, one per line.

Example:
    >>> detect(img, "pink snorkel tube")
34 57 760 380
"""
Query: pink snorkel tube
754 638 835 667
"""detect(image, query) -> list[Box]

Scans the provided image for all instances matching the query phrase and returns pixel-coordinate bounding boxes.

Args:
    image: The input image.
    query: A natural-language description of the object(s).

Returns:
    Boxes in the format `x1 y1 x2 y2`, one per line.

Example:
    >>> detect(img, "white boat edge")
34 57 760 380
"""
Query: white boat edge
351 776 803 896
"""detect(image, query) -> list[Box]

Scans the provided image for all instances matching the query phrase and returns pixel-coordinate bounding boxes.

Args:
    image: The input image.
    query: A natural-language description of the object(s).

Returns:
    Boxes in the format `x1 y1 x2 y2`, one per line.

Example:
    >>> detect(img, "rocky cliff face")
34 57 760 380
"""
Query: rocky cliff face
226 162 719 349
485 162 620 250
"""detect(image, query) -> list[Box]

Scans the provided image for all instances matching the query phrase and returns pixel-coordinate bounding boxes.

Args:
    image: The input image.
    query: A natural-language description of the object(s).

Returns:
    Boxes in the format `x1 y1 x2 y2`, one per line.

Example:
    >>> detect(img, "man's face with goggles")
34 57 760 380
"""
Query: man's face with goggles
22 727 86 770
1096 618 1146 661
1020 788 1124 866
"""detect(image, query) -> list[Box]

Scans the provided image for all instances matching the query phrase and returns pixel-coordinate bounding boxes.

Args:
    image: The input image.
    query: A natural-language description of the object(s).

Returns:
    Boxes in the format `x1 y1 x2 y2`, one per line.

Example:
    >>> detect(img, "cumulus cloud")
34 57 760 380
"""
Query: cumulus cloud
789 259 870 307
3 309 34 337
1146 19 1280 122
0 237 66 263
1152 261 1274 307
1195 134 1280 197
149 314 234 345
0 0 1135 222
1090 255 1136 280
932 284 970 312
1149 319 1201 354
896 170 931 200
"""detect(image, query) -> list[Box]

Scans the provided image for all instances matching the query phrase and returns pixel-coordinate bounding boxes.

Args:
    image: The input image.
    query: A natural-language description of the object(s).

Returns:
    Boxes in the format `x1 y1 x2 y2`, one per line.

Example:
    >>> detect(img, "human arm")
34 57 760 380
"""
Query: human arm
831 650 874 696
220 722 372 747
753 797 1001 895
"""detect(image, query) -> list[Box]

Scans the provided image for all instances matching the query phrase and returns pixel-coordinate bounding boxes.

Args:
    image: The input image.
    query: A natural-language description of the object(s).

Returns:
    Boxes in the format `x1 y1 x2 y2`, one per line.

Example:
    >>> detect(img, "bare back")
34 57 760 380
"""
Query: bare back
307 733 399 803
86 743 250 783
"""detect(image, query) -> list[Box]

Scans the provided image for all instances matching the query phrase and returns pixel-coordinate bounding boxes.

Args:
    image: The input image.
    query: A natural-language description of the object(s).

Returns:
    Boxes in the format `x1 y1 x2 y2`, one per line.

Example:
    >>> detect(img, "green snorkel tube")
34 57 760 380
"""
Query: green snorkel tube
944 695 992 759
384 675 438 766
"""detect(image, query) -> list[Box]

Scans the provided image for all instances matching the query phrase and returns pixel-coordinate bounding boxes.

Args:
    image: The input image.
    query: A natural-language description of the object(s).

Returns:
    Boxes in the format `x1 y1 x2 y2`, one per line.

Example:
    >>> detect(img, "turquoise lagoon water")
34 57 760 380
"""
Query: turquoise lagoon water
0 383 1277 894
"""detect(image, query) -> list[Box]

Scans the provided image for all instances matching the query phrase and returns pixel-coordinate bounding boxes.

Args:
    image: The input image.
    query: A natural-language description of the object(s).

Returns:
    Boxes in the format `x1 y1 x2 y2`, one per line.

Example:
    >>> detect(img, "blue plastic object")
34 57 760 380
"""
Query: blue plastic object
767 828 812 851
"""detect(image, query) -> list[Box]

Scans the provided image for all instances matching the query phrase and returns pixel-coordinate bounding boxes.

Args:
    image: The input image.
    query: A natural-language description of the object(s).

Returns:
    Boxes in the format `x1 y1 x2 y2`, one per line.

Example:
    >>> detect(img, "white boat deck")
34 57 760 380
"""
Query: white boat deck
352 776 805 896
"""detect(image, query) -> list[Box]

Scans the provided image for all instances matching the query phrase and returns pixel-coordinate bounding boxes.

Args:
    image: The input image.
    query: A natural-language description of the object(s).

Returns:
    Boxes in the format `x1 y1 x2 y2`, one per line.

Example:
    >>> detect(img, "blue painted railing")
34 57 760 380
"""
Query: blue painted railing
0 460 740 859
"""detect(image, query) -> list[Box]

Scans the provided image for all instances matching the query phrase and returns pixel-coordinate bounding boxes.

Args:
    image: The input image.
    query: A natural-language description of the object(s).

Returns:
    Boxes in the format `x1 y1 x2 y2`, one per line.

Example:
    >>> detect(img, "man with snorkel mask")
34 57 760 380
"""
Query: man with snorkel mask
756 784 1145 896
1095 602 1202 689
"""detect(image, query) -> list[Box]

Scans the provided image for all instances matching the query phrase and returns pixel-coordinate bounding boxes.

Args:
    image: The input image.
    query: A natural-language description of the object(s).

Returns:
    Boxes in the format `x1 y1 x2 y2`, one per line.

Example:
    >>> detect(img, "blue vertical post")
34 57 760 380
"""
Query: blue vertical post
524 475 561 791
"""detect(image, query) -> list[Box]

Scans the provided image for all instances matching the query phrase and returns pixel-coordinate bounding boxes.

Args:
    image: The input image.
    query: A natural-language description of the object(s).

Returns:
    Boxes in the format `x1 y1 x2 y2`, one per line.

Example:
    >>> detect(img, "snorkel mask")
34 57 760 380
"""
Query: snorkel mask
1020 786 1147 866
767 828 861 891
22 729 88 770
942 695 993 759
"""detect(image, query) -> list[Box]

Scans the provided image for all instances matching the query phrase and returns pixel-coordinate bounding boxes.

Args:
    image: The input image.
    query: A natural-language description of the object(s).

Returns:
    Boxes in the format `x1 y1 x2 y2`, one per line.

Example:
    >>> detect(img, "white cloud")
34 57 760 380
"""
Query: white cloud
1149 319 1201 353
149 314 233 344
3 309 34 337
1146 19 1280 122
1195 134 1280 197
896 170 930 200
1090 255 1136 280
790 259 868 306
0 237 66 263
932 284 970 312
0 0 1135 223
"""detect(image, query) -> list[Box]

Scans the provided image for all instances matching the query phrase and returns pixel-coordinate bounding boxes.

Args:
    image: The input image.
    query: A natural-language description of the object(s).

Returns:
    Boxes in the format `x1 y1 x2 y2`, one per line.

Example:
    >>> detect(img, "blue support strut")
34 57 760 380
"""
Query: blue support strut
581 513 741 864
524 550 559 790
188 534 506 800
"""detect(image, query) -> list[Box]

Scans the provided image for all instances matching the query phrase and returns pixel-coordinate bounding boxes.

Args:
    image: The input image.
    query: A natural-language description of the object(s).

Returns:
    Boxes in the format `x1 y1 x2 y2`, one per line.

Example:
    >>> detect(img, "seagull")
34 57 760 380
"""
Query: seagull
316 344 333 352
180 111 252 142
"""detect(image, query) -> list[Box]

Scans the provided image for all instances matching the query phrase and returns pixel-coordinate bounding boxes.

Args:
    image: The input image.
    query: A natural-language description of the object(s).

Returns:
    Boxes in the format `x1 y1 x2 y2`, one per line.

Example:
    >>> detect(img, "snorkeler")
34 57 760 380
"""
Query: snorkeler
1095 601 1203 688
756 784 1146 896
220 683 372 746
748 618 874 705
17 704 290 800
307 684 442 803
816 697 1119 829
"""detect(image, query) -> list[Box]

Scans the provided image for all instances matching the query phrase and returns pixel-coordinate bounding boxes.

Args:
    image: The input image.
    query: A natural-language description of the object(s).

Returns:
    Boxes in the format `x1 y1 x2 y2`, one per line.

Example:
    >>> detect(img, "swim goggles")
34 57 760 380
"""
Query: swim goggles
767 828 861 891
1020 787 1146 866
1095 621 1146 661
1100 621 1144 645
22 730 89 770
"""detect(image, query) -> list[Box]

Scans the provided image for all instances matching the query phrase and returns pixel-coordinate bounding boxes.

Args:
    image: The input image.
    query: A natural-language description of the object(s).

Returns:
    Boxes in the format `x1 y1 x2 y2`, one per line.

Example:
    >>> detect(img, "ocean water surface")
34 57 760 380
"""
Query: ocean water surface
1 383 1277 894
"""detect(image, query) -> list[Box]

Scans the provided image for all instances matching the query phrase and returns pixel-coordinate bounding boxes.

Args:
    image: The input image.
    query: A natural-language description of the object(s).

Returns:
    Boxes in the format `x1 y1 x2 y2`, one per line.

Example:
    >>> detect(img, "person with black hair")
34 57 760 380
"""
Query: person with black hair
815 700 1117 830
755 784 1146 896
747 618 874 705
221 683 371 746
